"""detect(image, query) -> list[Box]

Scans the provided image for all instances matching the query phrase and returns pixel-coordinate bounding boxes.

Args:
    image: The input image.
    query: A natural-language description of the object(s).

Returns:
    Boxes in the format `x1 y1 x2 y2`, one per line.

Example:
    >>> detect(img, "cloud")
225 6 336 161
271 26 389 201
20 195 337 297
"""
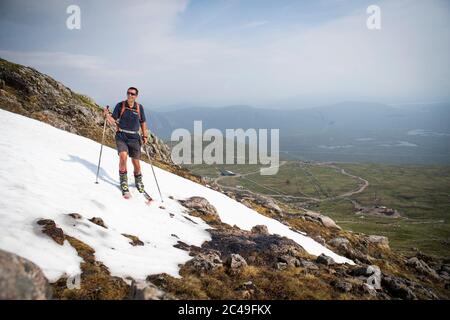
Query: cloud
240 20 269 29
1 0 449 107
0 50 127 77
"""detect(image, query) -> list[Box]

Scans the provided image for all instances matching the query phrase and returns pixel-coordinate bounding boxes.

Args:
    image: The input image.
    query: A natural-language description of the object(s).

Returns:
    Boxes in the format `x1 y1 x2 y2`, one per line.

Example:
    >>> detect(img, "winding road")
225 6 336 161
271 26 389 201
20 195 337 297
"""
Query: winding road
214 161 370 203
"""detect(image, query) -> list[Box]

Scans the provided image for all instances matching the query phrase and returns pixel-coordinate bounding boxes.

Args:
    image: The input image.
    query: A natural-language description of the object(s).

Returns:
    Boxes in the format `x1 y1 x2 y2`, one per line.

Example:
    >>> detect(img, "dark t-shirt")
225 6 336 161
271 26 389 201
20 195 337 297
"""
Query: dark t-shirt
111 101 146 132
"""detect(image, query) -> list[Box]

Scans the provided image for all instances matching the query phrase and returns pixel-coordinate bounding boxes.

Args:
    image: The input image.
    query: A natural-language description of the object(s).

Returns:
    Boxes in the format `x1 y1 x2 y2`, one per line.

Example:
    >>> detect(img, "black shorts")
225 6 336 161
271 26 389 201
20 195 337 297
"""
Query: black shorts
115 131 142 159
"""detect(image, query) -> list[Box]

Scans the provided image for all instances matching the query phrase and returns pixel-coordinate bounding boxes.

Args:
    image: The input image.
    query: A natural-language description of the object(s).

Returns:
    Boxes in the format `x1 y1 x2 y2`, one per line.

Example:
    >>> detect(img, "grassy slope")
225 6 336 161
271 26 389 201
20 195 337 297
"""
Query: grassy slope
189 162 450 259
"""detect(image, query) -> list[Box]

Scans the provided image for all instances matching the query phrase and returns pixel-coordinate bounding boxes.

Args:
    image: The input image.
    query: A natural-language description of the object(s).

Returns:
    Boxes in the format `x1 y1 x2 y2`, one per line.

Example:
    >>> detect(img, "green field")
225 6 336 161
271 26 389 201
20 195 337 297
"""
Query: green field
186 162 450 259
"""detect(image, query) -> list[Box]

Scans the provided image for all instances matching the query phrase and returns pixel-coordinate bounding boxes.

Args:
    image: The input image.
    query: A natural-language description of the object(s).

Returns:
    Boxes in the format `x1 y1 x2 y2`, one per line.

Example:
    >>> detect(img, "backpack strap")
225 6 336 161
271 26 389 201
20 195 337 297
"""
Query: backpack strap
118 101 143 122
136 102 142 122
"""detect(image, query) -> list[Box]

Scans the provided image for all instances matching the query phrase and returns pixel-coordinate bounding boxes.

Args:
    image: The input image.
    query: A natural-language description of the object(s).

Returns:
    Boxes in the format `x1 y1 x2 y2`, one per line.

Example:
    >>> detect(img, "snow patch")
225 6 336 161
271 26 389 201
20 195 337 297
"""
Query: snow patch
0 109 352 282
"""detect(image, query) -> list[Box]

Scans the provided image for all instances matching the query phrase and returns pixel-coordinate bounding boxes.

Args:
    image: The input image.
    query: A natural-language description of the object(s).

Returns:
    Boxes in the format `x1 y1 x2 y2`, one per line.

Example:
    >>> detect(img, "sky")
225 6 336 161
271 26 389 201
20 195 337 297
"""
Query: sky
0 0 449 109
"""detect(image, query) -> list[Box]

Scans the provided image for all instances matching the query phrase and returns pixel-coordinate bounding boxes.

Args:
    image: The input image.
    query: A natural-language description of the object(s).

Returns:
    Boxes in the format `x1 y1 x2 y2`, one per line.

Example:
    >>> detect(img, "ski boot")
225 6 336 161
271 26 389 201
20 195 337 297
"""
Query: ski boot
120 171 131 198
134 173 145 193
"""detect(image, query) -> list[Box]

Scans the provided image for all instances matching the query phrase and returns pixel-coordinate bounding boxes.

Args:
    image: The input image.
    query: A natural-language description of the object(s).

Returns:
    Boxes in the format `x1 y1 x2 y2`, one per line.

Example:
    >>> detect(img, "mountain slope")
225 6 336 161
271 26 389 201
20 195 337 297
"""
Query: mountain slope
1 58 448 300
0 108 352 282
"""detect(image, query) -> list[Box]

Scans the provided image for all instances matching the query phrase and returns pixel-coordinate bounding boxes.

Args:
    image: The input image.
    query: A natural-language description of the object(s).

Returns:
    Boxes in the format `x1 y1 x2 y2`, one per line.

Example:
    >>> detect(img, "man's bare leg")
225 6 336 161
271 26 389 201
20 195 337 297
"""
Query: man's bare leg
119 151 128 172
131 158 141 175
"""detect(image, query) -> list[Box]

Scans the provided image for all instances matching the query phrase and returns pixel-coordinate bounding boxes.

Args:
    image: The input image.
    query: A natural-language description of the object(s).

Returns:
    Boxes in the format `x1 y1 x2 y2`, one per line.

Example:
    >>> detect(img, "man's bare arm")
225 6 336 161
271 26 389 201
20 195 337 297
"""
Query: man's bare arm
103 107 117 127
140 122 148 144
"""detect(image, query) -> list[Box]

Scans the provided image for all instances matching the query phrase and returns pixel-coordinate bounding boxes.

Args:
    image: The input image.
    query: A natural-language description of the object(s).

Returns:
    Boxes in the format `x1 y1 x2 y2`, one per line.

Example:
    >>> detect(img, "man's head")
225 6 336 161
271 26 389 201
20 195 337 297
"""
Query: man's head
126 87 138 103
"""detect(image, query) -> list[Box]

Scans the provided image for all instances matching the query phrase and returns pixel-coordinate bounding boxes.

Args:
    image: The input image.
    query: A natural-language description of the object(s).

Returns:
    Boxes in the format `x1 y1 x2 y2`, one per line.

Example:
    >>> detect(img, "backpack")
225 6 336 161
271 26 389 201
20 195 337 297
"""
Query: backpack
118 100 143 122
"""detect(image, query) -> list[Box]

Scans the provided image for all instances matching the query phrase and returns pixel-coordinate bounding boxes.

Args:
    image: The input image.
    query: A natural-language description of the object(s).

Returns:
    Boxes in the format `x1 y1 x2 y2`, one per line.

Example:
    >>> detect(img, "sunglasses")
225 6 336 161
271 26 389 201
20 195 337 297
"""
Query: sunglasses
127 91 137 96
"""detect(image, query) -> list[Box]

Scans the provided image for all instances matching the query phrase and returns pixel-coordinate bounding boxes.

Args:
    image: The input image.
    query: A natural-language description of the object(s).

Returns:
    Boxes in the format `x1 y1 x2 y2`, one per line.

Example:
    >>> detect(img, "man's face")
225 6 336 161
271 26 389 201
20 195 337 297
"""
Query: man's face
126 89 138 102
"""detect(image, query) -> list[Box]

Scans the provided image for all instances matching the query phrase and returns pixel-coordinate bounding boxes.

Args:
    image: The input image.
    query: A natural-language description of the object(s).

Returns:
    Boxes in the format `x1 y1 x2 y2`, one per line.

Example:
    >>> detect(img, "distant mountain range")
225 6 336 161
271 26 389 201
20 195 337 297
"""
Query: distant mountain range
145 102 450 164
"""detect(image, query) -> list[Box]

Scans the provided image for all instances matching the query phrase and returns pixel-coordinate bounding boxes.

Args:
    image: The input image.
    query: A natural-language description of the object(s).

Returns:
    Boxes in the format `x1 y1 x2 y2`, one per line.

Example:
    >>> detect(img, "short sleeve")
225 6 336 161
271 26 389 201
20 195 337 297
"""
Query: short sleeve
139 104 146 123
111 103 121 120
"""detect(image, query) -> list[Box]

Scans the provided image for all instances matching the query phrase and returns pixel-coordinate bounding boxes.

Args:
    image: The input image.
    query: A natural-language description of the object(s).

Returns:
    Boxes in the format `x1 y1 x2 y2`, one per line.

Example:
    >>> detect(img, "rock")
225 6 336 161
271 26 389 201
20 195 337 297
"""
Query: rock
278 255 301 267
275 262 288 270
351 265 381 277
367 235 389 247
128 280 174 300
0 249 52 299
329 237 350 248
439 271 450 281
302 211 341 230
298 259 319 270
225 254 248 270
121 234 144 246
255 196 282 213
441 264 450 273
406 257 440 279
68 213 82 219
36 219 65 245
382 276 416 300
362 283 378 296
191 251 223 273
0 79 5 89
251 225 269 235
180 197 219 219
332 280 353 292
304 211 321 219
313 235 326 245
235 281 257 299
319 216 341 230
316 254 335 266
89 217 107 228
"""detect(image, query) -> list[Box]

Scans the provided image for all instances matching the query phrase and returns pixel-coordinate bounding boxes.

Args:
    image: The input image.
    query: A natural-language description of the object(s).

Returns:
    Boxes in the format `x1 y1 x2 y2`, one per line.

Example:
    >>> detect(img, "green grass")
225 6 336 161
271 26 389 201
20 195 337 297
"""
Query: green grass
189 161 450 259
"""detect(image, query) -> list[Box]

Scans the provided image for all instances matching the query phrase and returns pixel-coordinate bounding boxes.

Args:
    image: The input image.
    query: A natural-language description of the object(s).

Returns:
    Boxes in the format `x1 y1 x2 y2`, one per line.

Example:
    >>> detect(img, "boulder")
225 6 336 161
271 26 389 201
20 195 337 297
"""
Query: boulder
0 249 51 300
351 265 381 277
316 254 335 266
278 255 301 267
367 235 389 247
250 225 269 235
303 211 341 230
180 197 219 219
255 196 282 213
332 280 353 292
406 257 439 279
319 216 341 230
362 283 378 297
381 276 416 300
328 237 350 248
128 280 174 300
225 254 248 270
191 251 223 273
298 259 319 270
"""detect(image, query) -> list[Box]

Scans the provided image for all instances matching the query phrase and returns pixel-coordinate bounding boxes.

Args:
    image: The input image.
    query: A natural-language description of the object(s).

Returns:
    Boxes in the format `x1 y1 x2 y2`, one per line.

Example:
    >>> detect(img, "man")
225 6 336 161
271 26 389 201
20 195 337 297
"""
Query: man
104 87 148 198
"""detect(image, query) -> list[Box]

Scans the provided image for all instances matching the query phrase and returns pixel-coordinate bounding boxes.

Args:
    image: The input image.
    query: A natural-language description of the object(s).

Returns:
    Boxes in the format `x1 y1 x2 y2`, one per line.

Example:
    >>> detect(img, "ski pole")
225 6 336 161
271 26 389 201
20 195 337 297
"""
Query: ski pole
95 106 109 184
144 144 164 202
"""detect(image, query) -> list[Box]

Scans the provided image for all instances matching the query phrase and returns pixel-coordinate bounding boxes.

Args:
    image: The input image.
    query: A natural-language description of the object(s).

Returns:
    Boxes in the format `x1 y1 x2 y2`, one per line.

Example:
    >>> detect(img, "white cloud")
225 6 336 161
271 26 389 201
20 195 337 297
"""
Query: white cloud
1 0 449 107
240 20 269 29
0 50 127 77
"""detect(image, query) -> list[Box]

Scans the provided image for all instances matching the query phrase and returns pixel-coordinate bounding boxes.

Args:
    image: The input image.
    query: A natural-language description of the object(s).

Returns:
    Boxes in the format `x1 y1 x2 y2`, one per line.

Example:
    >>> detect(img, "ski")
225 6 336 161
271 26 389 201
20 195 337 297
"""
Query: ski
140 189 154 204
122 191 132 199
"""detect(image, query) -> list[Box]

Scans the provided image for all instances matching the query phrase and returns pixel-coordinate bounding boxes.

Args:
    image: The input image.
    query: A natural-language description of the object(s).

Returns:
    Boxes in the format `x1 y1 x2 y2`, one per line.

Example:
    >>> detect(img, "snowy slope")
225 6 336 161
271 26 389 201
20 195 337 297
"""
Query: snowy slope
0 109 352 282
